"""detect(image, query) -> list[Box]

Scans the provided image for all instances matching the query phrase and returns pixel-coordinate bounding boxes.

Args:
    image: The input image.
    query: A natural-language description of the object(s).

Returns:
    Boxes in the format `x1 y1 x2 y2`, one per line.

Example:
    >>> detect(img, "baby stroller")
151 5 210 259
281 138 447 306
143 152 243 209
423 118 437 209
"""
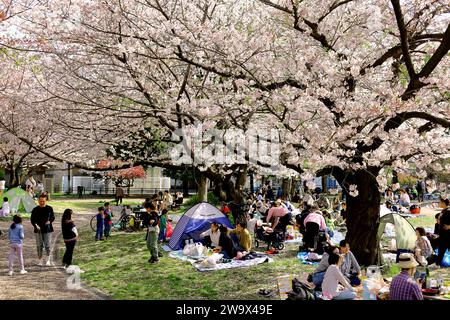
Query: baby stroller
254 212 292 251
254 226 285 250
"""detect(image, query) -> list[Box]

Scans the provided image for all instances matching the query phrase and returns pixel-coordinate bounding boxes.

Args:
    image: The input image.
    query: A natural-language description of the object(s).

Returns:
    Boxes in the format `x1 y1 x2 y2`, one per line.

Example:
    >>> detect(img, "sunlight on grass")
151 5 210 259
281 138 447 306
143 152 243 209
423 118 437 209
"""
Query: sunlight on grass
73 226 314 300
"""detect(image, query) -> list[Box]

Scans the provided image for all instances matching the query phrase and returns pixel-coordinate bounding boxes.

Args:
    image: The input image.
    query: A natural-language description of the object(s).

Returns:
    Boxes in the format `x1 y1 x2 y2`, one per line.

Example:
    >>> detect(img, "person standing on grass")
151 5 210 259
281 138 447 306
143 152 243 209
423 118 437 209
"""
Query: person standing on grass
8 215 27 276
158 208 168 243
162 190 173 210
436 197 450 267
25 174 37 196
61 209 78 268
103 202 113 239
145 202 160 263
0 197 10 217
115 185 124 206
95 207 105 241
30 195 55 266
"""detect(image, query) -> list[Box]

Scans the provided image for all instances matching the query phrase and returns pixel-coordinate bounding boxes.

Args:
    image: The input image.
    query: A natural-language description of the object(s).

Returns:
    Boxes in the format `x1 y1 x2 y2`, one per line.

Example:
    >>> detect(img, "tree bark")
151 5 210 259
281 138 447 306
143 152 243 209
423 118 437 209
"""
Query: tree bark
281 178 291 198
392 170 399 184
322 175 328 193
335 169 381 266
197 175 208 202
290 178 298 197
233 166 248 203
182 178 189 197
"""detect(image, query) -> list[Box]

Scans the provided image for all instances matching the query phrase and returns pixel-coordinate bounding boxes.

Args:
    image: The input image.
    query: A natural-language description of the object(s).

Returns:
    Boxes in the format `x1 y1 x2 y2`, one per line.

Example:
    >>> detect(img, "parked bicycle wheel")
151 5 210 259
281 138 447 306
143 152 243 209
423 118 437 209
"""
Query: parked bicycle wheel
90 215 97 232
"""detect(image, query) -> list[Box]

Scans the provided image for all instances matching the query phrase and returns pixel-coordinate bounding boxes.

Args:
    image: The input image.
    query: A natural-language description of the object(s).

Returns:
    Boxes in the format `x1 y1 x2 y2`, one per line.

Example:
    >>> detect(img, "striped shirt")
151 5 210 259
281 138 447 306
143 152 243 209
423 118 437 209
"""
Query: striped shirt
389 271 423 300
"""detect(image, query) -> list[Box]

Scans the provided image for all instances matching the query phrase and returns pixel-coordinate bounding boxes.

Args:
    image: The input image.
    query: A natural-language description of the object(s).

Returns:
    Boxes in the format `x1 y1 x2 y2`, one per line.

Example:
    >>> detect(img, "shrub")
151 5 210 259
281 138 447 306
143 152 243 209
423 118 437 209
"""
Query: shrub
185 192 220 207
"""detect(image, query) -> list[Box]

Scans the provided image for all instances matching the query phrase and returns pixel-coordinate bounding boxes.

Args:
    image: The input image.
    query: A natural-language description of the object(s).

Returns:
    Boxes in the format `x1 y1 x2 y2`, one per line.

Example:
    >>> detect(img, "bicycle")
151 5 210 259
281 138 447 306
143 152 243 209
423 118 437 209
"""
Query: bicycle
90 205 137 232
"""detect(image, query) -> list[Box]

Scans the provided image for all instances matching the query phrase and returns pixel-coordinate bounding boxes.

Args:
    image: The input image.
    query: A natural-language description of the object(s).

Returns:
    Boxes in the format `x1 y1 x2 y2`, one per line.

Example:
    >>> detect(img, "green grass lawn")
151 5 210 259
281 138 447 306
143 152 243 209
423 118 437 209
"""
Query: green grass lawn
0 213 31 222
72 227 313 300
48 198 149 215
49 198 441 300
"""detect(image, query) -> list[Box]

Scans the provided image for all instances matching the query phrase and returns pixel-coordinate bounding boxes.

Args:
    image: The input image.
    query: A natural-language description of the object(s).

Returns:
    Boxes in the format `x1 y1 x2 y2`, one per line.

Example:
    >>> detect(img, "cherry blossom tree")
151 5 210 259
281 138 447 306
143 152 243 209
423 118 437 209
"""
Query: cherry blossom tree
96 159 146 195
1 0 449 263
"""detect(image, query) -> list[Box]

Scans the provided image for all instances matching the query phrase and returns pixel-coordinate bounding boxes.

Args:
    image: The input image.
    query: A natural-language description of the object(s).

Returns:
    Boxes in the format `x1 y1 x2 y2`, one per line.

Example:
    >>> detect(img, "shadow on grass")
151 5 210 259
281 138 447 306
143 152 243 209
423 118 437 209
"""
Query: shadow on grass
73 227 315 300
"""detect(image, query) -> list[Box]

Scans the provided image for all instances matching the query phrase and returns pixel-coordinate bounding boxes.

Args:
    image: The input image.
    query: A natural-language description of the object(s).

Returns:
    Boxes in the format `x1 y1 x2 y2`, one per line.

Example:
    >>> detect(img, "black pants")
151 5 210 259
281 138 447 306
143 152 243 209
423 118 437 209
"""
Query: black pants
437 231 450 266
303 222 320 250
63 241 76 266
116 196 123 205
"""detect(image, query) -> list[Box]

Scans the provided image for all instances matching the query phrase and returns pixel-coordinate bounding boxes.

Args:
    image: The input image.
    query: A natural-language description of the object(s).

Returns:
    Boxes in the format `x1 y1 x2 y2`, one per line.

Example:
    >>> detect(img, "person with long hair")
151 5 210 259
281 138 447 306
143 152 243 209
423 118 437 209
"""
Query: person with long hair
61 209 78 268
436 197 450 266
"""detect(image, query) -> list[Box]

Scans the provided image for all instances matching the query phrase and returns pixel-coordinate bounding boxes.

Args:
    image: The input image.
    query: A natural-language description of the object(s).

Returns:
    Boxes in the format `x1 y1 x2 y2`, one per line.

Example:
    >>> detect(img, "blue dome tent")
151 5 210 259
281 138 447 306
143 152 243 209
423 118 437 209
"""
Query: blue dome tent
169 202 233 250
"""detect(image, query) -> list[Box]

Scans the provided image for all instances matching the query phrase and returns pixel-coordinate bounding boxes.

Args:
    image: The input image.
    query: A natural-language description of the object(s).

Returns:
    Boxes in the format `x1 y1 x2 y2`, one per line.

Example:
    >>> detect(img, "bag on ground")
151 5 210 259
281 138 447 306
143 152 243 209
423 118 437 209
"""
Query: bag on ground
286 278 316 300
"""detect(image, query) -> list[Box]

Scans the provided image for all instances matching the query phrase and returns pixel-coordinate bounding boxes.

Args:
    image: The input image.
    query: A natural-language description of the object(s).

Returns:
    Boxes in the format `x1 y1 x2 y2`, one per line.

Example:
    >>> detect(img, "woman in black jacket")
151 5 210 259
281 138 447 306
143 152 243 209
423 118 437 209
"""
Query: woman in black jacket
437 197 450 266
61 209 78 268
217 225 236 259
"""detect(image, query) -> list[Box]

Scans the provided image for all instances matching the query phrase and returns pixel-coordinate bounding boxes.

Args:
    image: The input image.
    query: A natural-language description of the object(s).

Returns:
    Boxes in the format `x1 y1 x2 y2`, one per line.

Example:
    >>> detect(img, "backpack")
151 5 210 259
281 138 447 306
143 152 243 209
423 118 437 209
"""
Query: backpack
410 204 421 214
287 278 316 300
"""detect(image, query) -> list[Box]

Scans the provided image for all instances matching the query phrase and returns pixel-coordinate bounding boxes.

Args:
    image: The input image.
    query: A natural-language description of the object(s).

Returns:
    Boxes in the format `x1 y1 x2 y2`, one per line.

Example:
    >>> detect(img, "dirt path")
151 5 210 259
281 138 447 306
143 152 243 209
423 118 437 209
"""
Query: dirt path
0 214 109 300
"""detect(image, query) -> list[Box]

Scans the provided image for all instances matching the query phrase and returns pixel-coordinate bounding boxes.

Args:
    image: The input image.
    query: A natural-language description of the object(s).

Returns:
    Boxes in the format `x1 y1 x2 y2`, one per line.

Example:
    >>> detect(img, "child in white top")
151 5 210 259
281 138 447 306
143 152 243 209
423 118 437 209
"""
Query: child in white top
0 197 10 217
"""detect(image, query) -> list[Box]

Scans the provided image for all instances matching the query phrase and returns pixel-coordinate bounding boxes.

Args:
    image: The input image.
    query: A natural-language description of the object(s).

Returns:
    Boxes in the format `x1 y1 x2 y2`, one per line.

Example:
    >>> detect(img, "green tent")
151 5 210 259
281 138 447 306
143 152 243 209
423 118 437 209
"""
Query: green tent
377 211 416 251
4 187 36 213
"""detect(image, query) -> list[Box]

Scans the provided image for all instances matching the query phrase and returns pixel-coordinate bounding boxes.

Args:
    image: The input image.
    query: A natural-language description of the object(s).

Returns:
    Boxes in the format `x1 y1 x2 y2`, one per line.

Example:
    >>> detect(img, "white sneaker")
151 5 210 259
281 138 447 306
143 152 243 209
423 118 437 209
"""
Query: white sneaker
19 269 28 275
8 271 13 276
46 258 52 266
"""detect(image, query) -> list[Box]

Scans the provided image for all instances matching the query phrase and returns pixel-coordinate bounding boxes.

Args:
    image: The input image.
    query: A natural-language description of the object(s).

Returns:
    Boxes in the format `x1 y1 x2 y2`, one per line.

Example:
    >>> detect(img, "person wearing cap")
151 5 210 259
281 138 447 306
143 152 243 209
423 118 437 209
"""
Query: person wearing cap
389 253 423 300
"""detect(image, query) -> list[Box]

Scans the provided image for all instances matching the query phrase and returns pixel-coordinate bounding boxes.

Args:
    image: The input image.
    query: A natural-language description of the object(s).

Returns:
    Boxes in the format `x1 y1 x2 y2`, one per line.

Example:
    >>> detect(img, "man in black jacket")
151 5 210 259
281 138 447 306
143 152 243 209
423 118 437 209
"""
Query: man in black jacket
30 195 55 266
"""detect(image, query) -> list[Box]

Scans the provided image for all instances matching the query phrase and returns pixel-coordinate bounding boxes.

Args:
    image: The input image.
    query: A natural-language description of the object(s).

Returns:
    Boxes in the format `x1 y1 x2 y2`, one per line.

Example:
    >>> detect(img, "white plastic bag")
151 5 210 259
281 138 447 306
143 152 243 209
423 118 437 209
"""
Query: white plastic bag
199 253 223 268
183 243 195 256
195 243 206 256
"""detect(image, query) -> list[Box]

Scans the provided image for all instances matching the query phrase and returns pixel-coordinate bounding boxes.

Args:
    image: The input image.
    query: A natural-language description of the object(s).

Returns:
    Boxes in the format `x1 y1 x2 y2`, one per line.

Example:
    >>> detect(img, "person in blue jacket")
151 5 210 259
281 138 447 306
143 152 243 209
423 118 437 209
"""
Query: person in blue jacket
95 207 105 241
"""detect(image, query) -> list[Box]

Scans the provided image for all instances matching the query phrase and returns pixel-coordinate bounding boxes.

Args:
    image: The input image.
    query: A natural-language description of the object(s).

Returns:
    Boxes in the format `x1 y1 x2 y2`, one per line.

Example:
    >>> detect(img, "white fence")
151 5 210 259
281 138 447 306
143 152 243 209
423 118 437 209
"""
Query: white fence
61 176 171 194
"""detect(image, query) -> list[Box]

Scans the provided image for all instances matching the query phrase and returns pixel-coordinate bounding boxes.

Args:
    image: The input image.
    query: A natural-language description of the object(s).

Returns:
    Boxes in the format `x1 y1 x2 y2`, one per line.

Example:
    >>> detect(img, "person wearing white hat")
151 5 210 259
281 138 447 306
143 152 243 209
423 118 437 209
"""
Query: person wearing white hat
389 253 423 300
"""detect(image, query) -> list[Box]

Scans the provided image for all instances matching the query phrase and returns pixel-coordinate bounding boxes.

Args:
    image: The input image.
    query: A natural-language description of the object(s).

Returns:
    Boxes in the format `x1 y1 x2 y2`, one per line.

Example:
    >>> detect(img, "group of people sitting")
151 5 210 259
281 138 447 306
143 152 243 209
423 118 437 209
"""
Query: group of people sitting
199 221 252 260
308 240 361 300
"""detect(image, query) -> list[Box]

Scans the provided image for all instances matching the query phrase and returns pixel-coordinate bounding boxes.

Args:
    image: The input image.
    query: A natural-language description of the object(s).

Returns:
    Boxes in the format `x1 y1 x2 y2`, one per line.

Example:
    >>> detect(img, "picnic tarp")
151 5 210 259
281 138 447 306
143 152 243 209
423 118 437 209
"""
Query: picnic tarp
169 250 273 272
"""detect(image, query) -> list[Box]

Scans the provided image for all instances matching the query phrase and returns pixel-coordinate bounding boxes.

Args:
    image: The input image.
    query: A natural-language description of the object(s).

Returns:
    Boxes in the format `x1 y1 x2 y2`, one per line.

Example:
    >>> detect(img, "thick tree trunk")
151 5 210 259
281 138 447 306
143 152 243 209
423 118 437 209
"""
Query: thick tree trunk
212 169 248 203
337 169 381 266
322 175 328 193
197 175 208 202
234 166 247 203
281 178 291 198
249 173 254 194
8 165 21 187
392 170 399 184
290 178 298 197
182 179 189 197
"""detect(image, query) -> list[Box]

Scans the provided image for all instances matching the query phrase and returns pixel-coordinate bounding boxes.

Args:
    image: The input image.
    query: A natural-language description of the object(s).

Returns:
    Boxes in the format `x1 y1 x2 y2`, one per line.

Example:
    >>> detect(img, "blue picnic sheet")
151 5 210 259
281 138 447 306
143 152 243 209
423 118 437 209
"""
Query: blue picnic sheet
297 252 322 265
